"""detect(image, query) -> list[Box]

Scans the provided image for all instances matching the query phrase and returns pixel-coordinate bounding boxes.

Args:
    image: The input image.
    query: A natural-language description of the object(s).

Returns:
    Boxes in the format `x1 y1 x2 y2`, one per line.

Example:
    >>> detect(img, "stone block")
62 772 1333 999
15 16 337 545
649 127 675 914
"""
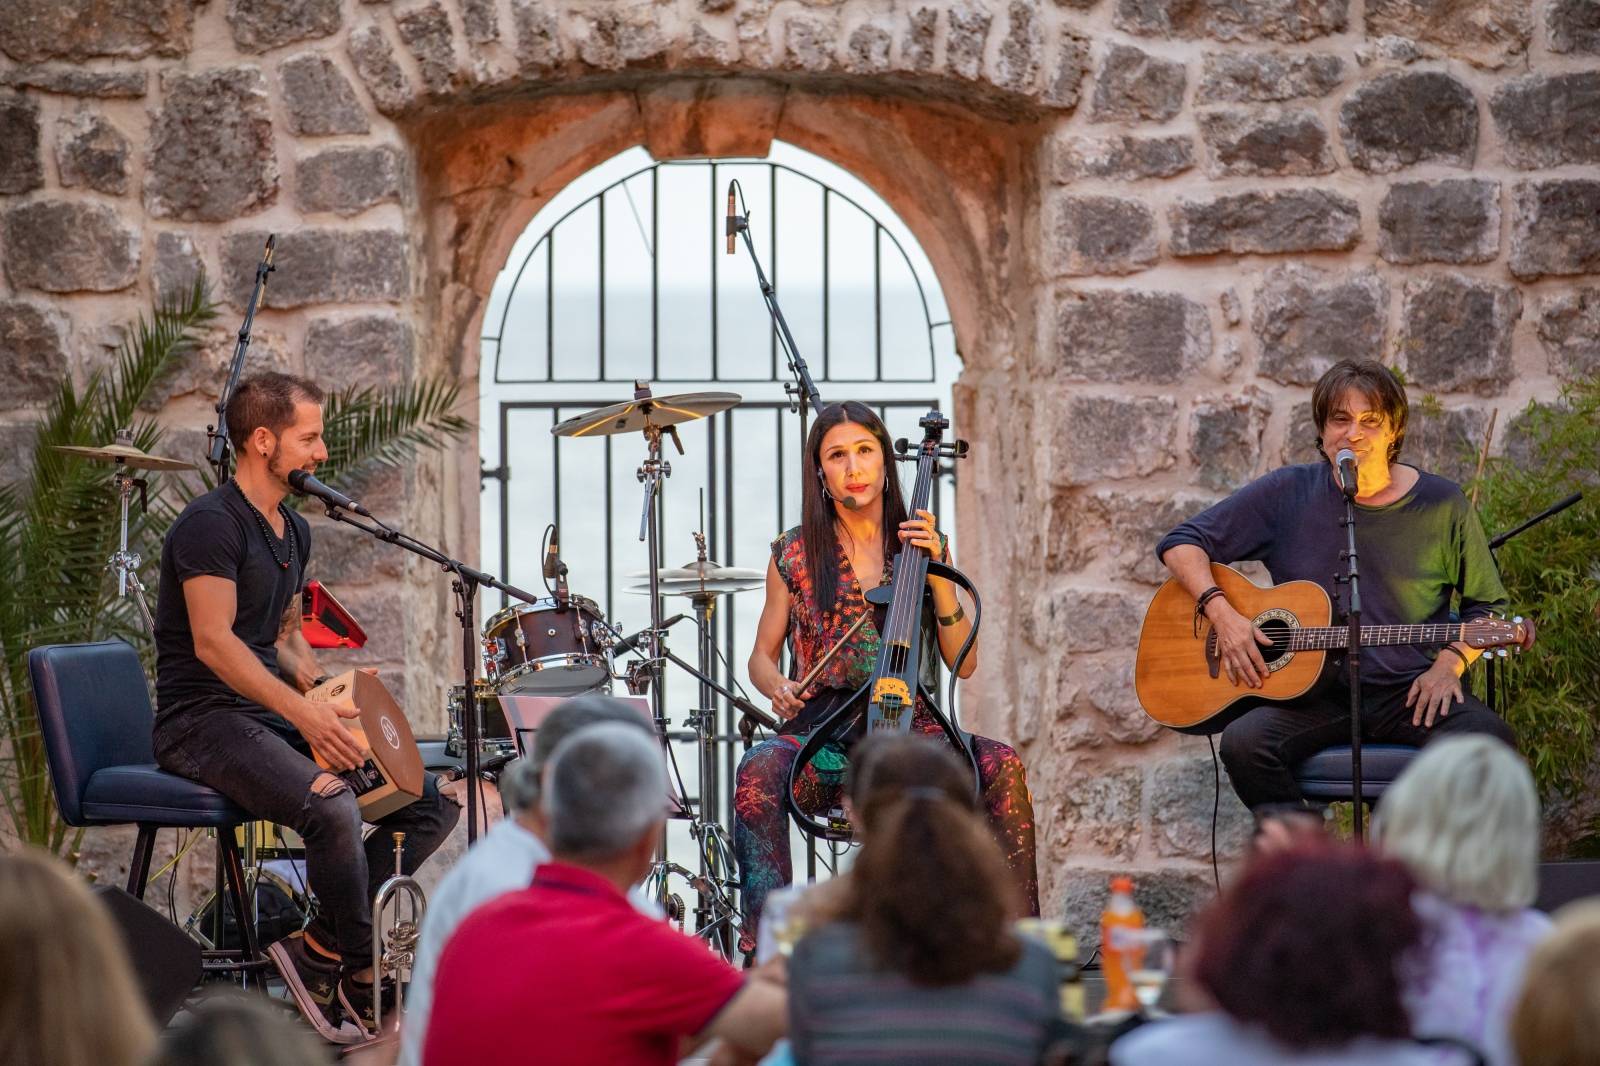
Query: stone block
1045 765 1143 859
1339 71 1477 173
1198 108 1335 177
461 0 499 44
1049 133 1195 182
1170 189 1360 257
995 1 1044 95
0 0 195 63
1041 28 1090 109
1509 181 1600 281
1044 394 1179 486
1281 399 1320 466
1378 179 1499 265
1253 265 1388 385
1059 866 1216 951
1190 387 1272 492
899 6 938 73
304 313 415 391
1067 658 1165 744
3 200 139 293
153 231 202 304
572 4 667 70
844 22 891 73
226 0 341 54
279 53 369 137
0 95 43 194
1047 486 1221 584
0 419 39 484
1490 73 1600 170
783 14 839 73
397 1 459 94
139 326 293 412
348 24 416 115
1047 196 1158 276
1537 289 1600 383
1549 0 1600 53
55 111 131 196
1365 0 1532 69
1196 51 1344 102
295 145 403 217
945 3 992 81
145 67 277 222
1053 289 1210 380
1399 273 1520 396
1090 44 1185 123
1113 0 1349 42
0 299 70 408
1 68 147 97
512 1 562 73
1150 755 1254 860
1405 403 1492 482
305 508 406 581
222 230 409 309
1031 586 1147 653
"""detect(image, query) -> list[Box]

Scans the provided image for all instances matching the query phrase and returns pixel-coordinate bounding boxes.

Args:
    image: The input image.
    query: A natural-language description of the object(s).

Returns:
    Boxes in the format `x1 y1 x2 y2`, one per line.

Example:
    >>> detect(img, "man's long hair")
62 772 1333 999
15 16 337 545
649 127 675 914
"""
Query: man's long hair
800 402 909 615
1310 360 1408 463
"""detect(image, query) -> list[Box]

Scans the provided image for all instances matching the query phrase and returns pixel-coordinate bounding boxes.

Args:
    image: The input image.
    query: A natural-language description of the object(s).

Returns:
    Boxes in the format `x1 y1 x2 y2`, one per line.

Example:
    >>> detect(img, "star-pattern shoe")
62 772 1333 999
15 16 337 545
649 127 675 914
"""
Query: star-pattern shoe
338 971 400 1039
266 932 362 1045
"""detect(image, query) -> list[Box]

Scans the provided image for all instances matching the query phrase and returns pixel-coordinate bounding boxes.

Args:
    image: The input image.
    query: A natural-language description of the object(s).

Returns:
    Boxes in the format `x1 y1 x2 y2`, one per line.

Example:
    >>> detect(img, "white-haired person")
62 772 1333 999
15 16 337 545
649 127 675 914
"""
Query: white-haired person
423 722 785 1065
1375 735 1551 1065
398 695 660 1066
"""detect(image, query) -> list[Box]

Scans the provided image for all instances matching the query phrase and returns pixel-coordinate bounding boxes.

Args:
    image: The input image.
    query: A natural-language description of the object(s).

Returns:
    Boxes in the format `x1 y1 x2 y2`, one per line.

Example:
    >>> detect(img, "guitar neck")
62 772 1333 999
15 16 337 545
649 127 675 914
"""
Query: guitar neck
1288 623 1463 650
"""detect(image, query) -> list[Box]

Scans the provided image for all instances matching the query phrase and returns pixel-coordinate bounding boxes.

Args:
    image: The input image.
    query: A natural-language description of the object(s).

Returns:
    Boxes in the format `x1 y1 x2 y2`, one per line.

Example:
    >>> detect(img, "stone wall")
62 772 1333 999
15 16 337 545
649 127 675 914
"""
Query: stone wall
2 0 1596 935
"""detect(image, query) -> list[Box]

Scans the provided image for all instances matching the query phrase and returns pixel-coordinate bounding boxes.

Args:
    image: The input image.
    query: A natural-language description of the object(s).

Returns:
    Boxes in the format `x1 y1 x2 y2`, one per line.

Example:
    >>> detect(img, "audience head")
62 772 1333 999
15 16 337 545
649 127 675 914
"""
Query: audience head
151 994 331 1066
0 847 156 1066
842 735 1020 986
542 721 669 871
499 695 653 818
1192 840 1421 1050
1510 900 1600 1066
1375 735 1540 911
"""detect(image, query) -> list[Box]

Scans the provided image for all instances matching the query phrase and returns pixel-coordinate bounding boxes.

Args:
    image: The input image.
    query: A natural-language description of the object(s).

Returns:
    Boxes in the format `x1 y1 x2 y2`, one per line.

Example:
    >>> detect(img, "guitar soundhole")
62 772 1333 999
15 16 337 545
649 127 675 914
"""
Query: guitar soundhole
1257 617 1295 673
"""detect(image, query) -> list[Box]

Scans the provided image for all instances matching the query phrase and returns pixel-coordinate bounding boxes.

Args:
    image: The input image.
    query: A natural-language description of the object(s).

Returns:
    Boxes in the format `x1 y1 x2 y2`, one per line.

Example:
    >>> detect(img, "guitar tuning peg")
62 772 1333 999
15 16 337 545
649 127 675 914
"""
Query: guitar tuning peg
1497 648 1509 658
1512 615 1524 625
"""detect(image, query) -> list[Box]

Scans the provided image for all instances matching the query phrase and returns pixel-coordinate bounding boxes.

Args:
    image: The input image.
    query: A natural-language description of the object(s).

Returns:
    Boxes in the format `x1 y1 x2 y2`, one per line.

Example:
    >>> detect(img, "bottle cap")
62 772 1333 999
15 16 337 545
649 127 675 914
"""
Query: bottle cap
1110 875 1134 893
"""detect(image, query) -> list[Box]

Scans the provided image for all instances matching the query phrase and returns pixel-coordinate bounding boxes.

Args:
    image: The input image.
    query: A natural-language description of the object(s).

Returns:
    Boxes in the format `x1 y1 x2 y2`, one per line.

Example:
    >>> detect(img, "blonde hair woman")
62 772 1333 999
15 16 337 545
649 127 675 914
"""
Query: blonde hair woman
0 847 157 1066
1375 735 1550 1066
1509 900 1600 1066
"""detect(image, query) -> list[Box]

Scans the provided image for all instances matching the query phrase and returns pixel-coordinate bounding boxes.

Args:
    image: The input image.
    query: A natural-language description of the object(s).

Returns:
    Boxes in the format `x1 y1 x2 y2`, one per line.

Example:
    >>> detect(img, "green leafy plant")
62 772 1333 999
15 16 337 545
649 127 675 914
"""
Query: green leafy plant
0 278 472 859
1467 372 1600 803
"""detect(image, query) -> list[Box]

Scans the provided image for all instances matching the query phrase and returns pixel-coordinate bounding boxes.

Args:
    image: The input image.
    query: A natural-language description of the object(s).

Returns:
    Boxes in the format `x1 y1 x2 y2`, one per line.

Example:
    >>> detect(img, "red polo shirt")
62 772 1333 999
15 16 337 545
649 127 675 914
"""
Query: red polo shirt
423 861 746 1066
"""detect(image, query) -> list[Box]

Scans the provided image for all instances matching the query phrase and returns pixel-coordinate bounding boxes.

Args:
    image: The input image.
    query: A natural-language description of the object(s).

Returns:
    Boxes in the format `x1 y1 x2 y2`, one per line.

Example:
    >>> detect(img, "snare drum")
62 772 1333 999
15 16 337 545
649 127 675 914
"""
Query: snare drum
482 596 614 696
446 681 511 757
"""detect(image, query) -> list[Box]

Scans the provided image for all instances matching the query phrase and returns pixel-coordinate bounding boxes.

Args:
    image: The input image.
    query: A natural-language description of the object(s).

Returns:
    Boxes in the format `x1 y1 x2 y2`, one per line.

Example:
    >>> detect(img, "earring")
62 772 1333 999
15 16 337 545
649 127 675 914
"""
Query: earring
816 469 832 501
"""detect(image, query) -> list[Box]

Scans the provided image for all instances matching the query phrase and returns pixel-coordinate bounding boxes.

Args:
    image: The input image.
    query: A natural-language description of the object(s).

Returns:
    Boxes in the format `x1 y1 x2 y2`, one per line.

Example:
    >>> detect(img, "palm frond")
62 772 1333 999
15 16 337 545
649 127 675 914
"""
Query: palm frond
319 378 473 479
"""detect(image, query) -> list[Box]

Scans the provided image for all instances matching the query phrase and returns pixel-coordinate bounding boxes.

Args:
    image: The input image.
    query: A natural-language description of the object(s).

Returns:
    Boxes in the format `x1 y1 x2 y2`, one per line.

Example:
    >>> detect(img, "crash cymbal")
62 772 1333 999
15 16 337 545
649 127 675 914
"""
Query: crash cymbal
624 561 766 597
551 391 741 438
624 577 766 597
54 441 196 472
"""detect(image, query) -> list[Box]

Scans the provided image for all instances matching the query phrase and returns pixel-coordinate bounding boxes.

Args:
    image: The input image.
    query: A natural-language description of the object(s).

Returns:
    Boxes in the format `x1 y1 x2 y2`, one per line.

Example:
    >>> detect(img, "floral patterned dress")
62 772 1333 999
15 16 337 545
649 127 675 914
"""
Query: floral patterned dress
732 527 1039 938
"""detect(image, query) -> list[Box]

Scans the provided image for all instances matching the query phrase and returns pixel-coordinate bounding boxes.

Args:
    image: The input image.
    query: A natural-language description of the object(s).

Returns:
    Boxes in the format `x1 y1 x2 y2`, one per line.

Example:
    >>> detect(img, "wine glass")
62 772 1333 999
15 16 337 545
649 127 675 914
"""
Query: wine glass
1126 929 1174 1014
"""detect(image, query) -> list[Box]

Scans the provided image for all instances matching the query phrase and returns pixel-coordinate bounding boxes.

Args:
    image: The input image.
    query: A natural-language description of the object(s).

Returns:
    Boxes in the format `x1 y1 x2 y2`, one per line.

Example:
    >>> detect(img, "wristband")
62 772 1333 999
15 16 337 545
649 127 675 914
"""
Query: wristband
1440 645 1469 670
937 604 965 627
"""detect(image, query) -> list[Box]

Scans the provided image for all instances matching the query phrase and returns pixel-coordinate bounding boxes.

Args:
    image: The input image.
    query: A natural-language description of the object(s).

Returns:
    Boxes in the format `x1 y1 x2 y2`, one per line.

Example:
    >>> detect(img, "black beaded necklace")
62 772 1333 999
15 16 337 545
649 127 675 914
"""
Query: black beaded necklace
231 477 297 571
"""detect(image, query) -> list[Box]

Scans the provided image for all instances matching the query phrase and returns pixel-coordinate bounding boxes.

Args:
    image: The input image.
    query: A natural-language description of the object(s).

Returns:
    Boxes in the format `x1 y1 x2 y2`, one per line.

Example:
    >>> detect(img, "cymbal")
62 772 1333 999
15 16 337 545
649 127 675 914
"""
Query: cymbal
551 391 741 438
624 561 765 597
53 441 197 472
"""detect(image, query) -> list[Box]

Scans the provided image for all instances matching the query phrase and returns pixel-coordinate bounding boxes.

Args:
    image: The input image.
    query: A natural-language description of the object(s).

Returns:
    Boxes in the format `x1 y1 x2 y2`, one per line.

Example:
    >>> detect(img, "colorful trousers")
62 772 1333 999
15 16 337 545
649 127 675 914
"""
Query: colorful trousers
732 711 1039 937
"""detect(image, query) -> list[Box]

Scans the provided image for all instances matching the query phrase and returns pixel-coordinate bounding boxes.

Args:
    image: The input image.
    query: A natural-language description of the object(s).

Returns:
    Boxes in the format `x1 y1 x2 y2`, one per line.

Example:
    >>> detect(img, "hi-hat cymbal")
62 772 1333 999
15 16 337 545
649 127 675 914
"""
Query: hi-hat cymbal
54 441 196 472
624 561 765 597
551 391 741 438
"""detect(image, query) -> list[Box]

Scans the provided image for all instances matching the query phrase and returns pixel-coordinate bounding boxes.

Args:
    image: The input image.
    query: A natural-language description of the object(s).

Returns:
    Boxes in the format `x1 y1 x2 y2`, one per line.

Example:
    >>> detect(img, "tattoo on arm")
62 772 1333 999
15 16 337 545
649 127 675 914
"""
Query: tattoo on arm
279 597 301 638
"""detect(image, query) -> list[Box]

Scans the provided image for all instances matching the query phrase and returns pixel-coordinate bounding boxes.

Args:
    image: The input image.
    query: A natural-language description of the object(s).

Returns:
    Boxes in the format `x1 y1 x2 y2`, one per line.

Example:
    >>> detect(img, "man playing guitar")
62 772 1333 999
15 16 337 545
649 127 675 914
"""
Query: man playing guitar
1156 360 1516 811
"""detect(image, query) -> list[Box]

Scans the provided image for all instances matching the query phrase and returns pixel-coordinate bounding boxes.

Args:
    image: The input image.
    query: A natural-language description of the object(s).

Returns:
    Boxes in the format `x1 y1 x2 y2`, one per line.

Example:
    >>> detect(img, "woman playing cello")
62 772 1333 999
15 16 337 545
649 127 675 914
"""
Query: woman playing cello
735 401 1039 945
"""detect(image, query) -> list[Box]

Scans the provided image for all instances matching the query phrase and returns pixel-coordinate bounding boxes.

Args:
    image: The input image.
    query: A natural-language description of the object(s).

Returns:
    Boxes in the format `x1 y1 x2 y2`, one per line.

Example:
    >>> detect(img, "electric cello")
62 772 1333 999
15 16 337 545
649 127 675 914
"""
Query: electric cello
783 408 982 840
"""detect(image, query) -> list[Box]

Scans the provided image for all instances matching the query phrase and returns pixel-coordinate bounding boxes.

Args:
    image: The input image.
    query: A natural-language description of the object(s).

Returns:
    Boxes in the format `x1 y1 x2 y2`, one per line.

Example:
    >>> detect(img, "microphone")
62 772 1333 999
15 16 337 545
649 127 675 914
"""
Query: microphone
1335 449 1358 498
288 469 373 518
612 614 687 657
544 526 560 581
725 181 737 255
840 495 858 510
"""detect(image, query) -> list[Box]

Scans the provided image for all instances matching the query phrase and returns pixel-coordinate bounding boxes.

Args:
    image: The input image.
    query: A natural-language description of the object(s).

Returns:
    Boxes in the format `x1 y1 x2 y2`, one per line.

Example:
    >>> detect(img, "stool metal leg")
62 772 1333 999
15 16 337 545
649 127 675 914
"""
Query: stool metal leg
127 825 157 899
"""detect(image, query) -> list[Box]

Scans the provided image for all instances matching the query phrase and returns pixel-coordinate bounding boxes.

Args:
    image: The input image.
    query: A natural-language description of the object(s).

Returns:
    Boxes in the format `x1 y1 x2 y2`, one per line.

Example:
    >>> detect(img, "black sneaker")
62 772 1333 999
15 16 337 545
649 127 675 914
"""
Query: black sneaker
338 972 400 1038
267 933 361 1045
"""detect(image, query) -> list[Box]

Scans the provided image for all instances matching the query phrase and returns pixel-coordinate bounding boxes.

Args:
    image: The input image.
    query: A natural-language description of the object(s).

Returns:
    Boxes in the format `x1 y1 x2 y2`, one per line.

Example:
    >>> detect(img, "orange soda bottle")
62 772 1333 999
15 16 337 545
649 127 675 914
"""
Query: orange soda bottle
1100 875 1145 1012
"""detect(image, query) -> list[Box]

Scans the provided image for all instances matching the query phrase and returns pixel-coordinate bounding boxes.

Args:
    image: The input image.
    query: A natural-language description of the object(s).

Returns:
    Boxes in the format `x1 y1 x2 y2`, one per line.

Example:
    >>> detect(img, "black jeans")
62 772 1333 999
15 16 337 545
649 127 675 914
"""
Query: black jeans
1218 675 1515 811
154 697 459 962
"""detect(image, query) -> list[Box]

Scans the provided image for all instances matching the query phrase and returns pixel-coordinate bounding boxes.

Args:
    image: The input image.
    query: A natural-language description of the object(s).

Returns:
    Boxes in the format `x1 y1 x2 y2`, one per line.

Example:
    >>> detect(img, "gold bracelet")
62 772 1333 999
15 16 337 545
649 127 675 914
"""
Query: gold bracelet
937 604 965 627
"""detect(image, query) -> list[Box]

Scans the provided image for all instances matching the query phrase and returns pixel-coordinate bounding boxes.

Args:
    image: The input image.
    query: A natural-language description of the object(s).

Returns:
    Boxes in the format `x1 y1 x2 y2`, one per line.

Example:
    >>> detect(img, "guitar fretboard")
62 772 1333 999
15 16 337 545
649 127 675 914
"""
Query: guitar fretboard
1286 624 1463 650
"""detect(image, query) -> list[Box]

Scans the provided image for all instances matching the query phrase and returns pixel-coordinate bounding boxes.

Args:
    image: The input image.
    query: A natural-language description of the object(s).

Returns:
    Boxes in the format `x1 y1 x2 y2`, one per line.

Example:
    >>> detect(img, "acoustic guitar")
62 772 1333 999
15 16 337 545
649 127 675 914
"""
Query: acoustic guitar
1134 564 1535 734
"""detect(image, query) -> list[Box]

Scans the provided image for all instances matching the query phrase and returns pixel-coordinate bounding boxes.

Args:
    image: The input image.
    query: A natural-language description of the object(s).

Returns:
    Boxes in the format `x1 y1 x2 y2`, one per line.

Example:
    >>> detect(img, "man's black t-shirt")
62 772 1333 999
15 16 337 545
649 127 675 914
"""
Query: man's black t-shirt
154 481 311 722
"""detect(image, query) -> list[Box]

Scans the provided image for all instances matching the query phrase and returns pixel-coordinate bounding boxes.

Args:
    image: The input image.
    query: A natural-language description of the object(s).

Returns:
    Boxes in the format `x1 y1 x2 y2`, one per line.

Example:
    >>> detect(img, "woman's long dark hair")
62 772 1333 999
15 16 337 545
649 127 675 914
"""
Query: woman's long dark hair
801 402 909 614
842 736 1022 986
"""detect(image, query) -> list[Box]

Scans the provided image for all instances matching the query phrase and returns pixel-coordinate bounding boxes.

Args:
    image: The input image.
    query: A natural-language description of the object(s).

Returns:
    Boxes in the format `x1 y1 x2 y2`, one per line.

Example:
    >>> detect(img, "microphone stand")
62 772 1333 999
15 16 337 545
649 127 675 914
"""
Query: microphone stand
312 500 542 845
1336 483 1365 839
1483 491 1582 712
208 235 275 484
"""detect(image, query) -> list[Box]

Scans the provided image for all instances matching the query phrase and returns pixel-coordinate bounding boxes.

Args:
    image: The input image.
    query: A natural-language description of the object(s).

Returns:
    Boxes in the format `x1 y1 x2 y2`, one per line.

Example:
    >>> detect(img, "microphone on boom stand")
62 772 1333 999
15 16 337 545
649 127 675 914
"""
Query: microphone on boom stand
1335 448 1359 498
288 469 374 518
725 181 739 255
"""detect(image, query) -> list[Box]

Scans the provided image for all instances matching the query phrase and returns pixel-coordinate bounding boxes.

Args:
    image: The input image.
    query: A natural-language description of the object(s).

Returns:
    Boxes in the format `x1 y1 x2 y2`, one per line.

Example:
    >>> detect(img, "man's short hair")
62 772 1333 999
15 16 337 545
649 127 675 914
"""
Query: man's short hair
225 372 325 452
1310 360 1408 463
1374 735 1540 911
542 722 667 861
497 695 653 816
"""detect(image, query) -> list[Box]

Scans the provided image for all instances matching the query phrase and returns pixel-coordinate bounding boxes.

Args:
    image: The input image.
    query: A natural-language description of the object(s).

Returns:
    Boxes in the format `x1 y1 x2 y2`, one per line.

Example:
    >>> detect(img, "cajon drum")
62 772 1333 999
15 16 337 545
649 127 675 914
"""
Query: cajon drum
309 671 424 821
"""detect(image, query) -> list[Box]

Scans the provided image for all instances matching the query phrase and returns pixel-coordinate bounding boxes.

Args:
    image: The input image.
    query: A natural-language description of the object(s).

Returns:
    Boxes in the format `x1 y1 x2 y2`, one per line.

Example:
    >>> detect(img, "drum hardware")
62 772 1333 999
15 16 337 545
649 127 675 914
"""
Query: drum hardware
54 429 197 635
372 831 426 1034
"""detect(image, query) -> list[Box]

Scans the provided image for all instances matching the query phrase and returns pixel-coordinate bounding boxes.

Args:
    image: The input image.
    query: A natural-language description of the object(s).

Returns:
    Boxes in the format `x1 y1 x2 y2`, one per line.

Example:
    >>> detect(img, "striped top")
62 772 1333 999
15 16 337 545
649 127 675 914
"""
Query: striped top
788 922 1059 1065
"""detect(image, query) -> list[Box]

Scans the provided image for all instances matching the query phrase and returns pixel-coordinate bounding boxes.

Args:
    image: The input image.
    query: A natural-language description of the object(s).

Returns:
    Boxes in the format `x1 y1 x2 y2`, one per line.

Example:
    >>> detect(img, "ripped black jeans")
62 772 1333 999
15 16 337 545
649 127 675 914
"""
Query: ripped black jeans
154 697 460 962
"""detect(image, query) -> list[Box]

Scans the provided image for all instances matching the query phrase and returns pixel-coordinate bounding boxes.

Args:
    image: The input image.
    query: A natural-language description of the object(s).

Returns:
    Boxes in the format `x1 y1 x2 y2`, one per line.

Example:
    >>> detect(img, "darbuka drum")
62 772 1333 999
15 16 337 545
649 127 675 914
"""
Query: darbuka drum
482 596 613 696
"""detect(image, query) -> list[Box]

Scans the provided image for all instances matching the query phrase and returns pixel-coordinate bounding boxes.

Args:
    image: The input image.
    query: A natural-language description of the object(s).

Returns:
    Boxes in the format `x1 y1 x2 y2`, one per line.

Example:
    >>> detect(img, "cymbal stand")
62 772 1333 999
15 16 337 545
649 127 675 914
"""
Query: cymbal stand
108 460 155 635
